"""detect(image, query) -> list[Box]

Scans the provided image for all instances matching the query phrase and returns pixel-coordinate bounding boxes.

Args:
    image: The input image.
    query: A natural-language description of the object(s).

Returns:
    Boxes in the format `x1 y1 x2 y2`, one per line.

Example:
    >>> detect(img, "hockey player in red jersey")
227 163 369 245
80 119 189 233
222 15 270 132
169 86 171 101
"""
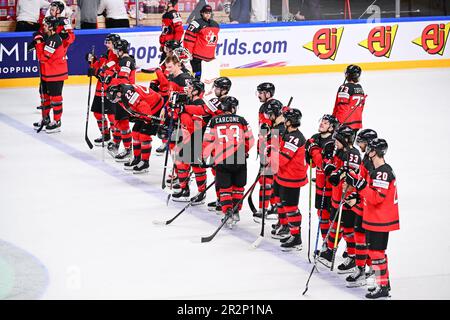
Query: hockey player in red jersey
345 138 399 299
170 80 211 203
344 129 377 288
332 65 366 134
305 114 339 240
204 77 233 213
256 82 284 218
106 83 164 173
159 0 184 63
86 33 120 146
253 99 285 223
32 16 68 134
318 126 362 273
101 39 136 163
42 1 75 49
183 5 219 79
202 97 254 227
269 108 308 251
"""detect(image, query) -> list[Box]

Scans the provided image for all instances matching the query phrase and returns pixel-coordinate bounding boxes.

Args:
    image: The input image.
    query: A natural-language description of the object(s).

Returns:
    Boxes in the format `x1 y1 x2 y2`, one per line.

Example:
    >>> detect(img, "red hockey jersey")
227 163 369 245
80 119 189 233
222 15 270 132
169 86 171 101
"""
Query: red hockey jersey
35 33 68 82
360 163 400 232
183 18 219 61
332 83 366 130
202 114 254 165
159 9 184 47
329 148 363 215
117 84 164 121
92 50 119 97
307 133 335 197
271 129 308 188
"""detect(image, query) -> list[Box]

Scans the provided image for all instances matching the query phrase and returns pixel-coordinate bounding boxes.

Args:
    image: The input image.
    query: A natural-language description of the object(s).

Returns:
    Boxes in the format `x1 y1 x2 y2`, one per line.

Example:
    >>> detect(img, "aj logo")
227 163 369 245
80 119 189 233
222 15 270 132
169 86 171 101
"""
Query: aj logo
304 27 344 60
412 23 450 55
359 25 398 58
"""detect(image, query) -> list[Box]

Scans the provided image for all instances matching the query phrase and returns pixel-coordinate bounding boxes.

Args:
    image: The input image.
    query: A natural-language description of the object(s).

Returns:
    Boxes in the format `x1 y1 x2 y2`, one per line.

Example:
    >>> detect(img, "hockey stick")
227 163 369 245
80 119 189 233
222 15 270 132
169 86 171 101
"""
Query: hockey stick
307 159 313 263
330 185 350 271
153 181 215 226
166 117 181 205
36 63 46 133
161 113 174 189
302 185 349 295
250 168 267 249
313 185 327 260
84 46 95 149
248 96 293 212
100 80 106 161
201 172 262 243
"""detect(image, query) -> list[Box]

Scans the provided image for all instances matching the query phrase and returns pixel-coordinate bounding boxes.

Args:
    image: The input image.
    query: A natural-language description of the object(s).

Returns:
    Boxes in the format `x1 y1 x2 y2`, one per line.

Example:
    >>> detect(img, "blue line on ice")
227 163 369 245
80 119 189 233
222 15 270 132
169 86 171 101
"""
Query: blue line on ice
0 112 364 299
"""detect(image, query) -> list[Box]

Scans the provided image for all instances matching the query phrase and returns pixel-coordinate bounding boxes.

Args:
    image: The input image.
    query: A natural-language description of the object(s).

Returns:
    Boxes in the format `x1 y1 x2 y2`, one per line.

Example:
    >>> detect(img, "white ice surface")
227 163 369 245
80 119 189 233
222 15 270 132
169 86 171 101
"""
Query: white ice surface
1 68 450 299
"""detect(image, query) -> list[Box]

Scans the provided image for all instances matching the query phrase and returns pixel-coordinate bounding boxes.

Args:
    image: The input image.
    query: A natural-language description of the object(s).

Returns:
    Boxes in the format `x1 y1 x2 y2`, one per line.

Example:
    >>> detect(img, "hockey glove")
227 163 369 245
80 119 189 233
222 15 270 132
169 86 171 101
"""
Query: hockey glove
60 30 69 40
306 139 319 155
345 192 360 207
346 170 367 191
85 52 97 63
33 33 44 44
323 163 336 176
329 168 345 186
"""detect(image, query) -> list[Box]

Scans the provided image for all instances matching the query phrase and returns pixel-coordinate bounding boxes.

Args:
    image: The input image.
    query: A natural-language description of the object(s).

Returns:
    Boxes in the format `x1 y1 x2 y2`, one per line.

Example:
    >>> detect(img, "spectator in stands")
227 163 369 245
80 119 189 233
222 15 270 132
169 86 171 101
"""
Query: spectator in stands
293 0 321 20
98 0 130 28
15 0 50 32
45 0 72 19
227 0 251 24
186 0 207 24
250 0 268 22
77 0 100 29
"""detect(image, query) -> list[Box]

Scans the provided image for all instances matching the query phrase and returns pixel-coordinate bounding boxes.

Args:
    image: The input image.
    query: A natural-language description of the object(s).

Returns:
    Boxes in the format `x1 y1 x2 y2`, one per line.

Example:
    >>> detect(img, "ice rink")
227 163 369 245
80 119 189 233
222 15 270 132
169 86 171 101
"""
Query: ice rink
1 68 450 300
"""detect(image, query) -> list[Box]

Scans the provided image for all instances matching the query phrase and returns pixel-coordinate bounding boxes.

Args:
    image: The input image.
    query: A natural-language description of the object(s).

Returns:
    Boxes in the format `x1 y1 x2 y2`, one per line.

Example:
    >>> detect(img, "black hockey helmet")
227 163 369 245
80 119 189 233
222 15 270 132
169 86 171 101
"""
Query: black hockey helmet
167 0 178 6
345 64 362 82
283 108 302 127
105 33 121 43
50 1 65 14
321 114 339 131
367 138 388 157
200 5 213 13
191 79 205 94
106 85 121 103
213 77 232 91
333 125 354 147
265 99 283 118
114 39 130 53
43 16 60 30
221 96 239 113
164 40 181 50
257 82 275 96
356 129 378 144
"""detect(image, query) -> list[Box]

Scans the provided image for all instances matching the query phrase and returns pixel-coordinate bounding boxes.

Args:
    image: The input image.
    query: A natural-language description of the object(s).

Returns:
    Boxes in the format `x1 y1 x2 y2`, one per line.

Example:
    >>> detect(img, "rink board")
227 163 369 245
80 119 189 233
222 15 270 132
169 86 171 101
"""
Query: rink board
0 16 449 87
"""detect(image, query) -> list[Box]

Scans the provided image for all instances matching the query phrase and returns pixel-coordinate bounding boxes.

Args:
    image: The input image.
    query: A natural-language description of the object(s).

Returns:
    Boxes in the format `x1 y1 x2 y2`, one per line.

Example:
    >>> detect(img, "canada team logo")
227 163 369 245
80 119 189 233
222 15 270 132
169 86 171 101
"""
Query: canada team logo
359 25 398 58
206 31 218 46
303 27 344 60
412 23 450 55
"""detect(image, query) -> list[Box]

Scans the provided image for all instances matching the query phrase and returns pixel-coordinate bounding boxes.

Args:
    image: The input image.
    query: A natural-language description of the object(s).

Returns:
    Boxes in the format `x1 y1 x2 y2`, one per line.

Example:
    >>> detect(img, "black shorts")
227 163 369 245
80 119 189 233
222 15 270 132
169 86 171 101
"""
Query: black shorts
330 207 355 228
91 95 115 114
112 103 129 121
354 214 365 233
40 80 64 96
133 120 159 136
315 194 331 211
215 164 247 189
105 18 130 28
280 185 300 207
366 230 389 251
